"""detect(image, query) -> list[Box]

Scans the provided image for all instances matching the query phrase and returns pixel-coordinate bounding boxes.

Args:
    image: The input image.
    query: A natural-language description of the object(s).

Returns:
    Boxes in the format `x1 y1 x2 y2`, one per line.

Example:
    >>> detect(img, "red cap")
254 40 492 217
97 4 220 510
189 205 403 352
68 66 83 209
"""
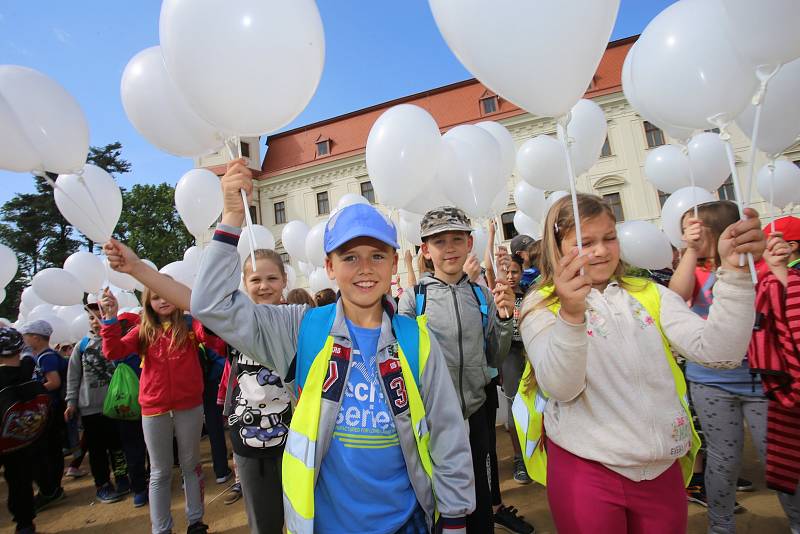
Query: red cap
763 216 800 241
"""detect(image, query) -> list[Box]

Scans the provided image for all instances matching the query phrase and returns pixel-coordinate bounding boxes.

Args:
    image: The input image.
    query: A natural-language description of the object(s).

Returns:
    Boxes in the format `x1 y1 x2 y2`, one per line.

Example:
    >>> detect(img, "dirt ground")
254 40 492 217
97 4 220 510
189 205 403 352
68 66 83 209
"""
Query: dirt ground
0 426 791 533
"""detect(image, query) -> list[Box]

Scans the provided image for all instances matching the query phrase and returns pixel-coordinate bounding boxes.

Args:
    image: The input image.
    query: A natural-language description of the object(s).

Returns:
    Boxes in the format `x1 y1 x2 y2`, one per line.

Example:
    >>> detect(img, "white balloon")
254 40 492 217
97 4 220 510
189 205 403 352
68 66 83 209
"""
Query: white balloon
756 160 800 210
56 304 85 327
366 104 443 209
337 193 370 211
439 126 505 218
490 187 510 217
513 211 542 240
55 164 122 244
69 313 90 343
28 304 57 322
305 221 328 268
513 182 546 222
0 65 89 174
472 227 489 262
308 268 335 294
103 258 138 292
175 168 223 238
115 290 141 311
617 221 673 270
0 288 5 306
476 121 516 177
429 0 620 118
687 132 730 192
142 259 158 272
660 186 717 248
736 57 800 156
160 0 325 136
63 251 105 294
644 145 691 194
284 264 297 291
568 99 608 175
239 225 277 262
32 268 84 306
160 261 194 289
546 191 570 210
45 315 70 347
405 179 453 216
282 221 310 262
183 246 204 274
121 46 225 157
517 136 570 191
298 260 314 277
630 0 758 130
720 0 800 69
21 287 45 309
0 243 18 287
399 210 423 247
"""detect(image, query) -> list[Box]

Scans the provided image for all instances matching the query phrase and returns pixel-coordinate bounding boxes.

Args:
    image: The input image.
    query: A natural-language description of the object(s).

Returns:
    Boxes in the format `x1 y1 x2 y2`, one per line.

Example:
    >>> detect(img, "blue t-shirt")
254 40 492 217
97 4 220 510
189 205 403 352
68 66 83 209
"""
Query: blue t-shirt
35 348 68 405
315 320 418 534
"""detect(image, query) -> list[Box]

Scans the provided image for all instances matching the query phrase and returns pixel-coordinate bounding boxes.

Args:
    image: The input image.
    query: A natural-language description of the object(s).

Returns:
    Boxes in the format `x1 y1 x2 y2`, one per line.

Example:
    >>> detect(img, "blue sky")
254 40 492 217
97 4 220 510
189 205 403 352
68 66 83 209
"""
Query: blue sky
0 0 677 206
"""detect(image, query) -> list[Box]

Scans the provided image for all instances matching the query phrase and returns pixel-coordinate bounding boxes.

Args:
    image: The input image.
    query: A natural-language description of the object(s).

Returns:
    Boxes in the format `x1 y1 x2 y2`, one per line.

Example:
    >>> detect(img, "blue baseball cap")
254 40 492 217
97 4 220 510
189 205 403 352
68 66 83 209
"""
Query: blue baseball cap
324 203 400 254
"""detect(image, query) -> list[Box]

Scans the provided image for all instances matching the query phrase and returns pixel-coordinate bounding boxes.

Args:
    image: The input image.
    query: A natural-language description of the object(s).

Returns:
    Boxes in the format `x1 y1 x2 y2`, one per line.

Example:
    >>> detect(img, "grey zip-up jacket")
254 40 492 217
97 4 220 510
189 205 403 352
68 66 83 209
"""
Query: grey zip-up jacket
398 275 513 418
191 226 475 528
65 334 116 416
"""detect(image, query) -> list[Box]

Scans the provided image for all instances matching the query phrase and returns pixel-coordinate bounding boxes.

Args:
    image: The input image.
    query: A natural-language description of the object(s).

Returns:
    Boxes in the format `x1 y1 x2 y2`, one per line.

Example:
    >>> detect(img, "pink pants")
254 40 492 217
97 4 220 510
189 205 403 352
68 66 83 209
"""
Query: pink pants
546 441 688 534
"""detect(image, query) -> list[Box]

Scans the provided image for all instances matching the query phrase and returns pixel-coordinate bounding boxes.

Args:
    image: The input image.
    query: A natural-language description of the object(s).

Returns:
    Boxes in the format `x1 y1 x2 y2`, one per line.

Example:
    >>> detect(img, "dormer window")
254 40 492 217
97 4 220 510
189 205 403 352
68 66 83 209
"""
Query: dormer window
315 135 331 158
479 90 499 116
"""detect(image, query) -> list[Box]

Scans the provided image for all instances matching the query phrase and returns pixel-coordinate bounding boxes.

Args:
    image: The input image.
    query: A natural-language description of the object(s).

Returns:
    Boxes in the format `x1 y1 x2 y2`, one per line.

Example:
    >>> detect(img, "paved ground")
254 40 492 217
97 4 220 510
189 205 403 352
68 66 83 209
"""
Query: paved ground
0 425 790 533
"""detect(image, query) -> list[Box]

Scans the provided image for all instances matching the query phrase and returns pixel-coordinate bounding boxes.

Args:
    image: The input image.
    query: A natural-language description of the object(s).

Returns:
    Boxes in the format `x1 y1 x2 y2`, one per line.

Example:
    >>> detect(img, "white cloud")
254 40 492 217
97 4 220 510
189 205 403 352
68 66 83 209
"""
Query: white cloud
53 27 71 44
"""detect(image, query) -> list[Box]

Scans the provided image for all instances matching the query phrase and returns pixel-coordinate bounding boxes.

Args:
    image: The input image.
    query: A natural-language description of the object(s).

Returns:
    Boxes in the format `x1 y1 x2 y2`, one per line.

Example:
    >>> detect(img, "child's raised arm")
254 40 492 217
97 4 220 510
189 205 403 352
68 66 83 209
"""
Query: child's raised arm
763 232 791 287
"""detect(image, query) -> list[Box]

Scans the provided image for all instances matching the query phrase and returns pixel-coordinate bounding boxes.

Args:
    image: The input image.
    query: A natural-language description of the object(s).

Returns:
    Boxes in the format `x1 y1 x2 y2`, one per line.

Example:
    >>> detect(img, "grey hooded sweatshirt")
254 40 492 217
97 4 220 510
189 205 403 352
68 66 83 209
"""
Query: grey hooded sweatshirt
398 275 513 419
65 333 116 416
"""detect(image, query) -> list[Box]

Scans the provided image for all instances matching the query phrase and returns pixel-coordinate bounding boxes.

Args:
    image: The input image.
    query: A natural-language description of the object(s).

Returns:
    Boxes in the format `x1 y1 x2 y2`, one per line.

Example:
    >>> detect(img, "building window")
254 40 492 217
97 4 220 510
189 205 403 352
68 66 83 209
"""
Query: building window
316 191 330 215
274 201 286 225
644 121 665 149
279 252 290 264
658 190 669 208
600 136 613 157
602 192 625 222
360 181 375 204
240 141 250 159
717 176 735 201
316 138 331 157
248 205 259 225
480 95 499 115
501 211 518 241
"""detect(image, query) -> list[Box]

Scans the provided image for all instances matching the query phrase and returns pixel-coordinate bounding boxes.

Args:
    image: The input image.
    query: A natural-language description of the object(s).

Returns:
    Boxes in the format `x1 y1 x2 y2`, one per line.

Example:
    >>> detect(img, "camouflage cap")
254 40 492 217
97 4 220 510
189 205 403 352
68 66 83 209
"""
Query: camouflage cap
420 206 473 239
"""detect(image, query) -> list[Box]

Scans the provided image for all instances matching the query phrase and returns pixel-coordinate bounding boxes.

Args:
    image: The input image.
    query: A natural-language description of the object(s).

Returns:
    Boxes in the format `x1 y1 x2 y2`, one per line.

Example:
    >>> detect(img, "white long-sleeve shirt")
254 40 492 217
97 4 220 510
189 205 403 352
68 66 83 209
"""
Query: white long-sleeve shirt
520 270 755 481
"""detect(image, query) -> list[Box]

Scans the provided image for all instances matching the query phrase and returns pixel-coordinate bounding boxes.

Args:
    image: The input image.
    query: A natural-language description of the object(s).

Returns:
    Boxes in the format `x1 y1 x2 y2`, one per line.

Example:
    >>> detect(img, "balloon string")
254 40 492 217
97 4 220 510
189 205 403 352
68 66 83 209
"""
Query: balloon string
225 136 257 272
744 65 780 206
38 172 108 244
683 143 699 218
557 115 584 275
77 172 111 242
768 161 776 234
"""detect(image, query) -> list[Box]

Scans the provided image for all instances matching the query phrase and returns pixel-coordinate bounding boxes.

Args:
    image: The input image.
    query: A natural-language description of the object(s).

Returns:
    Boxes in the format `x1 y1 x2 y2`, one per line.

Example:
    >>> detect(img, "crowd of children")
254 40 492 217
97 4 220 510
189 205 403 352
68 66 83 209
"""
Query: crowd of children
1 156 799 534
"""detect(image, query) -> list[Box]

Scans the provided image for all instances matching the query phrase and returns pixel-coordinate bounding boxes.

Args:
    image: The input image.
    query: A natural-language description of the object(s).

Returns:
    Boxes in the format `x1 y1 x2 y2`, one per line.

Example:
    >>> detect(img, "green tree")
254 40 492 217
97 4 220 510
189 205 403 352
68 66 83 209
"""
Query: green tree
116 183 194 269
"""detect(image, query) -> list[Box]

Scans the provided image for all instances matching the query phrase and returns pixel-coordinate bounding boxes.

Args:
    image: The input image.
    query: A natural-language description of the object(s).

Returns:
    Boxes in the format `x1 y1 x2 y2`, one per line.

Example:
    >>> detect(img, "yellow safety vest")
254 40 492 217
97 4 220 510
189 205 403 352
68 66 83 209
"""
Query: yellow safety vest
283 308 437 534
512 278 701 487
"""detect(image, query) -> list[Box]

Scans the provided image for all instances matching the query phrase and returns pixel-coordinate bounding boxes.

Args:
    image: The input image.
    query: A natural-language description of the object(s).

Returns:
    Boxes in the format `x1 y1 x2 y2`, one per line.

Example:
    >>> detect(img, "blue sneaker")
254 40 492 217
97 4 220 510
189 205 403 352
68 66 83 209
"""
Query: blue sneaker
133 491 148 508
96 483 122 504
115 476 131 496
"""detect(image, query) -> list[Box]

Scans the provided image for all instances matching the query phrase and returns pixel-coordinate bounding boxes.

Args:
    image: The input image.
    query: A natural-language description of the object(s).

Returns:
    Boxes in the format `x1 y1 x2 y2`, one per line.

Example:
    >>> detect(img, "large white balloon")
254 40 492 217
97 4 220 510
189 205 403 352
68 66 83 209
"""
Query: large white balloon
472 227 489 262
720 0 800 69
405 178 453 216
114 290 141 311
46 315 70 347
63 251 105 294
568 99 608 175
366 104 443 209
104 258 138 292
55 165 122 244
160 261 194 289
398 210 423 247
281 221 310 262
337 193 370 211
631 0 758 130
756 160 800 210
513 211 542 240
513 182 546 222
175 168 223 238
546 191 570 210
686 132 730 192
736 57 800 156
308 268 335 294
0 243 17 287
476 121 516 177
429 0 620 118
32 268 84 306
617 220 673 270
517 136 570 191
183 246 204 273
160 0 325 136
284 264 297 291
305 221 328 268
55 304 86 327
660 186 717 248
439 125 504 218
0 65 89 174
27 304 57 323
21 287 45 309
490 187 509 217
239 225 276 263
69 313 90 343
121 46 225 157
644 145 691 194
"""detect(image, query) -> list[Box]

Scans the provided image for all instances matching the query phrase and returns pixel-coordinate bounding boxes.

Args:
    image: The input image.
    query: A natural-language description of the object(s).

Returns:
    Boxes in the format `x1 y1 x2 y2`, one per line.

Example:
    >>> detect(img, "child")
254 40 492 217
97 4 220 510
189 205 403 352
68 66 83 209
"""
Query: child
98 282 214 534
286 288 315 307
0 327 40 534
19 319 67 511
397 206 516 534
64 305 127 504
191 159 474 534
518 193 764 533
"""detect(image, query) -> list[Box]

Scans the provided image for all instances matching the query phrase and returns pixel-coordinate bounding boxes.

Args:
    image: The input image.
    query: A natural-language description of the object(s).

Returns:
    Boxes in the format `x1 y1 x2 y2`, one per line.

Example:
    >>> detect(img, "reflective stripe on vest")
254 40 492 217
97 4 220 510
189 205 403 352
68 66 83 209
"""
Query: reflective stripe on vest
283 315 435 533
512 278 701 487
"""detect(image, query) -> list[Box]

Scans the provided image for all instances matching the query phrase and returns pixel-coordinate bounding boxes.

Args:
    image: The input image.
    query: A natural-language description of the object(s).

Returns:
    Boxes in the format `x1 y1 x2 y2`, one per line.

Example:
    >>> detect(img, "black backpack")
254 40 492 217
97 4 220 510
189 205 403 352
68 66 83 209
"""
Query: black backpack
0 359 50 454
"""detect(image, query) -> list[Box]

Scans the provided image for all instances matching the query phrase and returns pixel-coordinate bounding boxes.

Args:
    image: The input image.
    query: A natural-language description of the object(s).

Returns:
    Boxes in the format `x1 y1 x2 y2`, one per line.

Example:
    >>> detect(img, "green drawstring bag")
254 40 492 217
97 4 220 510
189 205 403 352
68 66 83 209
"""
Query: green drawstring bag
103 364 141 420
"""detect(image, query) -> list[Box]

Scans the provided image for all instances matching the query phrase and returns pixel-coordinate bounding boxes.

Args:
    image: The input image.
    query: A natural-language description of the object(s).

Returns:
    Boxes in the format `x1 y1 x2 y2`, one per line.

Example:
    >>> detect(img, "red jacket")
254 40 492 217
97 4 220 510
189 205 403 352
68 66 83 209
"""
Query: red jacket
100 316 217 416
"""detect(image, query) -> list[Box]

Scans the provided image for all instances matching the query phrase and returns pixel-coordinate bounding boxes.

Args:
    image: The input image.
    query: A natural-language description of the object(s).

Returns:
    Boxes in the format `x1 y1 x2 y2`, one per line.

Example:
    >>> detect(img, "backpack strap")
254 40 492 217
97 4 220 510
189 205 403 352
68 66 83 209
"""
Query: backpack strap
392 315 421 383
469 281 489 333
78 336 90 356
414 284 427 316
294 304 338 395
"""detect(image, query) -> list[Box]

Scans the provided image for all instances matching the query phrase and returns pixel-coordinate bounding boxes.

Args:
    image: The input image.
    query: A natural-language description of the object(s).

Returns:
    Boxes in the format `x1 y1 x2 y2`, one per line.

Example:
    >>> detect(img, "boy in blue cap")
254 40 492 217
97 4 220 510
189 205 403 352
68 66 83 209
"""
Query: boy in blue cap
191 159 474 534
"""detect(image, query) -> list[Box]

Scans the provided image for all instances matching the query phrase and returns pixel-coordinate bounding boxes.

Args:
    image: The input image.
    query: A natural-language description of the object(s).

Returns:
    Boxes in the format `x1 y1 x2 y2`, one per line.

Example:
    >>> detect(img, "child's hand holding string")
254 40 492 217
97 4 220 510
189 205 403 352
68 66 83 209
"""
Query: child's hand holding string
220 157 253 227
682 218 704 252
718 208 766 271
104 239 142 275
555 247 591 324
99 287 119 321
492 281 515 319
764 232 791 269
